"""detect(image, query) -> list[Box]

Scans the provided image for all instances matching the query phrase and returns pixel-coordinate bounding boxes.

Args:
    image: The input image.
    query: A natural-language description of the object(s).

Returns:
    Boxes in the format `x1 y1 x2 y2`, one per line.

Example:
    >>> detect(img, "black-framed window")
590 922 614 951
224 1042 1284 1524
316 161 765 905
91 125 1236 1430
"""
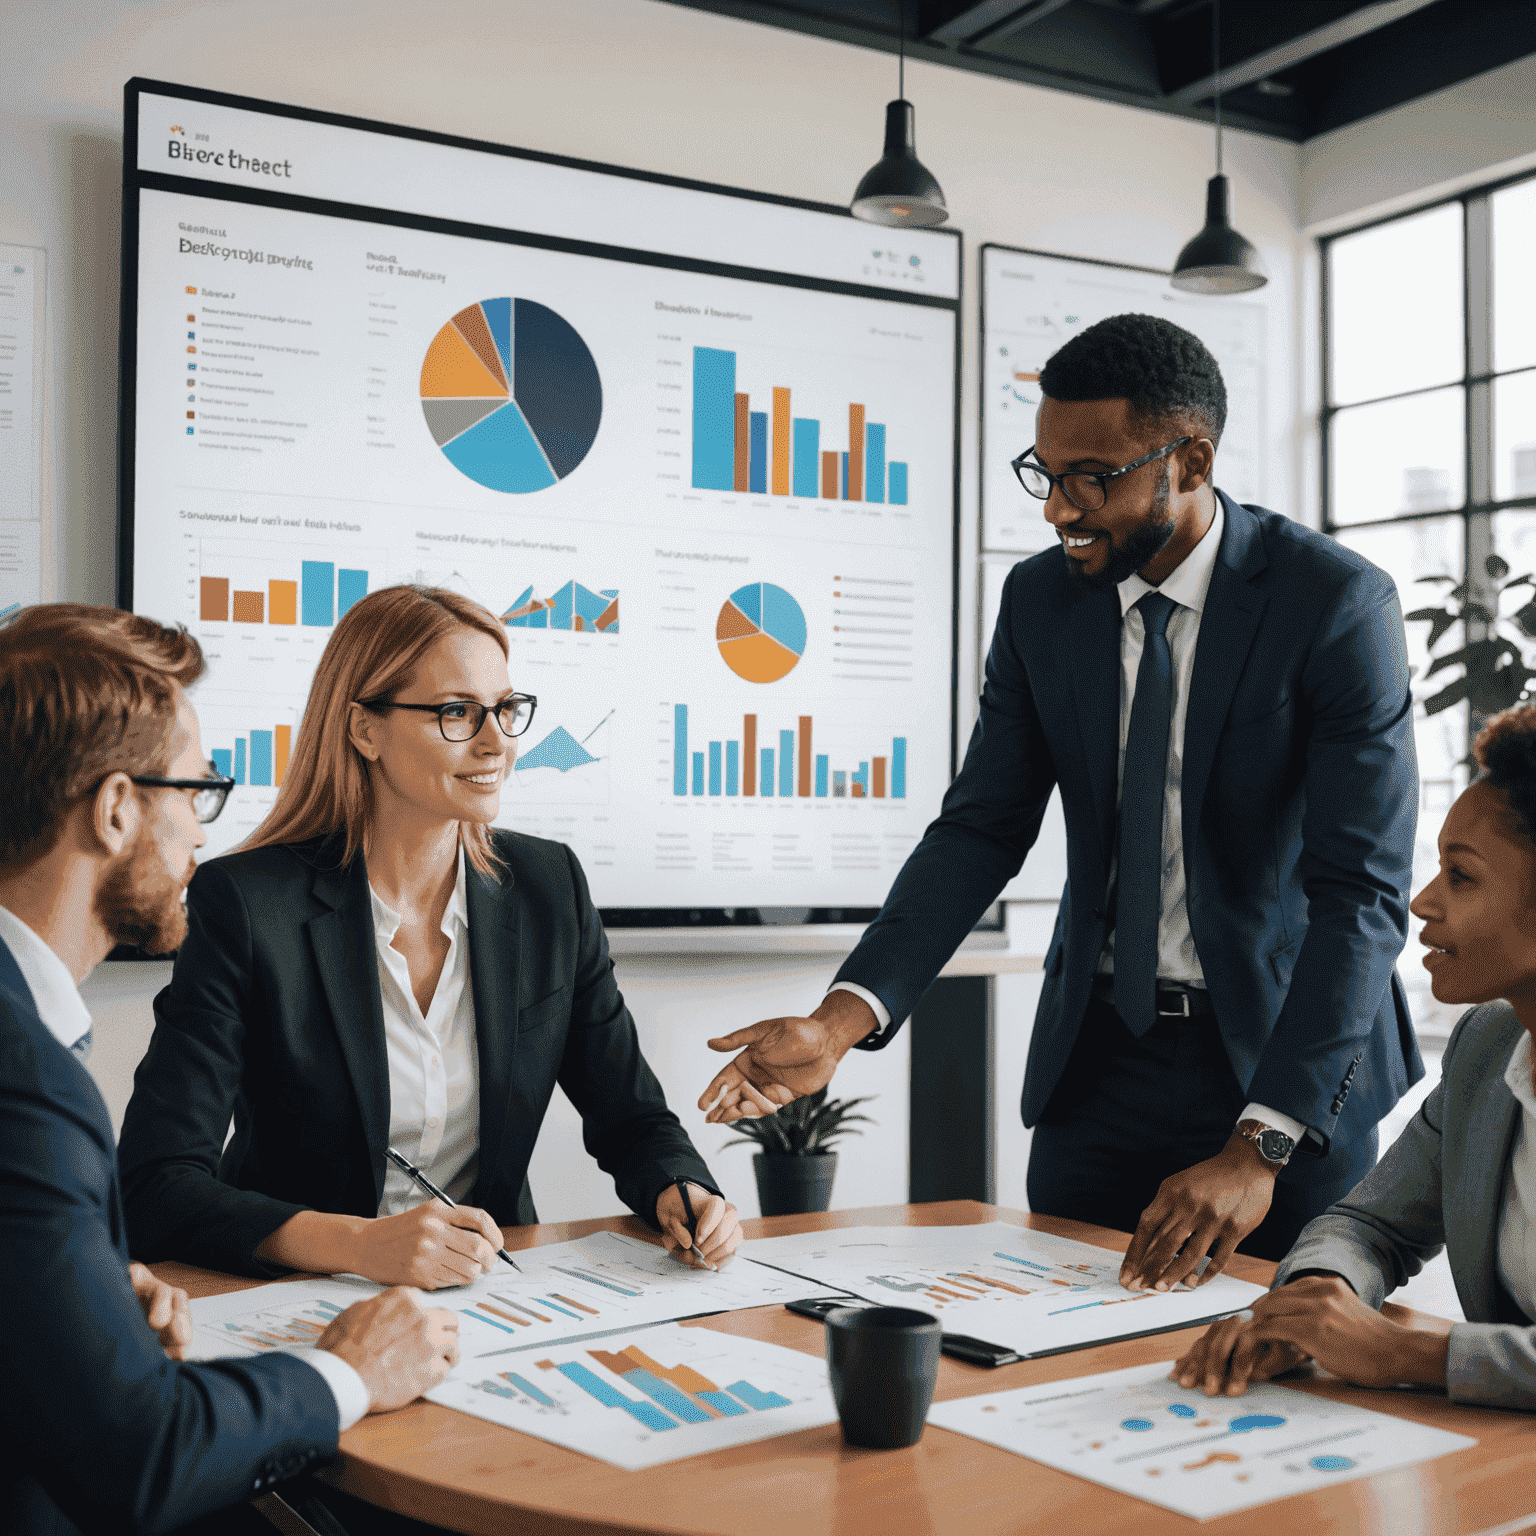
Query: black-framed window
1323 170 1536 1040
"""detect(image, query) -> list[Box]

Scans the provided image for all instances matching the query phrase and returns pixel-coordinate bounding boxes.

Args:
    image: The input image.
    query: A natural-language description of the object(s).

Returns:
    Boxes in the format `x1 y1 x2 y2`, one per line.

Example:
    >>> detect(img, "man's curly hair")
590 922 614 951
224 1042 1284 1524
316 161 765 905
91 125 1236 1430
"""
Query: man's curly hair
1474 705 1536 847
1038 312 1227 448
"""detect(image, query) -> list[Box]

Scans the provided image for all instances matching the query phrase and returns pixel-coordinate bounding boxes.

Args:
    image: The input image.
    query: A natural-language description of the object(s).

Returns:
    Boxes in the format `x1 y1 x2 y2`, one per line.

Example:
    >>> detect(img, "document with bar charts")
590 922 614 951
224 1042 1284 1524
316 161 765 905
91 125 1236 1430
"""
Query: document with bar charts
740 1223 1266 1357
187 1231 827 1362
928 1361 1475 1520
428 1321 836 1469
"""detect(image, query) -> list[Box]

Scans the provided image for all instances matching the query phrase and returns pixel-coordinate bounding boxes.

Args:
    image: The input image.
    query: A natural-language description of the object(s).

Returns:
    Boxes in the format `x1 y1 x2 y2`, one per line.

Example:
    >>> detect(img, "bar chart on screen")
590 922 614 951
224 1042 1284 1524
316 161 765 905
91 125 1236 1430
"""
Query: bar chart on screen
689 345 910 506
427 1322 837 1469
187 693 302 856
665 703 908 803
185 534 386 632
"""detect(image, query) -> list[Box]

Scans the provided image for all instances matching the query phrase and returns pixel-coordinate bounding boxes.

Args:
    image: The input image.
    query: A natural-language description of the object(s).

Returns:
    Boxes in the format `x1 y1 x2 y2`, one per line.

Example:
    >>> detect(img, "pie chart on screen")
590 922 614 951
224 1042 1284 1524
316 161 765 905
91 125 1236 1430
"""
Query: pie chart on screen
717 582 806 683
420 297 601 493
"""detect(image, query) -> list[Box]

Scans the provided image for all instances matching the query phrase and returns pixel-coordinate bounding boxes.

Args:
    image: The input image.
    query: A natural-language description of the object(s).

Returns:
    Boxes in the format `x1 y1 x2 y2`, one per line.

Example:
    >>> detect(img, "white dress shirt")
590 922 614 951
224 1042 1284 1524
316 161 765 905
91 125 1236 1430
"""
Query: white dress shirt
371 849 482 1218
1497 1030 1536 1321
0 904 371 1430
831 501 1304 1145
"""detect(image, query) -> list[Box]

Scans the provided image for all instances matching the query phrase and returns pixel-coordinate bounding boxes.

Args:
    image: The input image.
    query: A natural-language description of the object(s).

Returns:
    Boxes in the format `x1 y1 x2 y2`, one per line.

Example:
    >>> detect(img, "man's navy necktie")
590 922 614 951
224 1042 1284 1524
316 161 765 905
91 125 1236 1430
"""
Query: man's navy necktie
1114 591 1177 1037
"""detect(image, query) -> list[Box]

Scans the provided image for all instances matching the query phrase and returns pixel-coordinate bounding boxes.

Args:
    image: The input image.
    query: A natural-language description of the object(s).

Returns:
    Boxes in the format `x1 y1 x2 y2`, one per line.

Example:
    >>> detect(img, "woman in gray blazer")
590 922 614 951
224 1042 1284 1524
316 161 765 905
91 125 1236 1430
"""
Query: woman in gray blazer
1173 704 1536 1410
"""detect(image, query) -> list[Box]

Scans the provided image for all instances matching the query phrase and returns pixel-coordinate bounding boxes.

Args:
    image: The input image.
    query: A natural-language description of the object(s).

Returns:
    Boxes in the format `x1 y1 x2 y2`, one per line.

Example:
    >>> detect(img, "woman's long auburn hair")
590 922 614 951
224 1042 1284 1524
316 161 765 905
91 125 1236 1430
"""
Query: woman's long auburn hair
243 585 510 875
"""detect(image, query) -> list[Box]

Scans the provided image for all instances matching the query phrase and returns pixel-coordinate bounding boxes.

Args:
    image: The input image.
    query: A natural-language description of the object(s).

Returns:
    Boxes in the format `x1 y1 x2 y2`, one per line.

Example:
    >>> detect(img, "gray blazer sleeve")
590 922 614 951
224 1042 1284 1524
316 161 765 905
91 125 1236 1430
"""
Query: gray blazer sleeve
1274 1011 1536 1410
1272 1077 1449 1308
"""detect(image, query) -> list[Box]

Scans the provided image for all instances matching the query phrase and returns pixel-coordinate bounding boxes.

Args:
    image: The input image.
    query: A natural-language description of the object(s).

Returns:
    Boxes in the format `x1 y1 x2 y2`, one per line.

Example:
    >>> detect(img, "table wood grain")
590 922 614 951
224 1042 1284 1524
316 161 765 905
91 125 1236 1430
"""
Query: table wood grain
155 1202 1536 1536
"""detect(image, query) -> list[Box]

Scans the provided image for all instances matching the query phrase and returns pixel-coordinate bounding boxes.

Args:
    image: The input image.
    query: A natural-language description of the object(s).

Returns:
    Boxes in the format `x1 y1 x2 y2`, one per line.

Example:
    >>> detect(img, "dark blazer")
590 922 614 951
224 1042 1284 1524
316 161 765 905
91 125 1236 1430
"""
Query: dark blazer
0 935 337 1536
836 494 1423 1149
118 830 717 1277
1276 1002 1536 1409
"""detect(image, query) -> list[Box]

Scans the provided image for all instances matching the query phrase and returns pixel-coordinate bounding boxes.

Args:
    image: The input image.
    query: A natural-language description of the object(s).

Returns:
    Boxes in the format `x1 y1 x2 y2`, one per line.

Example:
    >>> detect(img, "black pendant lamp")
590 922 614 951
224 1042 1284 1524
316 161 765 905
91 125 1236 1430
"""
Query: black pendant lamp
1171 0 1267 295
850 2 948 228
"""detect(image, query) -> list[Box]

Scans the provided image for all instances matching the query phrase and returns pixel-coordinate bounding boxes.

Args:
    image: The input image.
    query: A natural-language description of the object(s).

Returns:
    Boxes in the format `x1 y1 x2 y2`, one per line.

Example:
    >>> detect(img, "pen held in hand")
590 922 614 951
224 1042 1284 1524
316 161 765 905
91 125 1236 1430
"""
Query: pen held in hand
384 1145 521 1273
674 1177 718 1271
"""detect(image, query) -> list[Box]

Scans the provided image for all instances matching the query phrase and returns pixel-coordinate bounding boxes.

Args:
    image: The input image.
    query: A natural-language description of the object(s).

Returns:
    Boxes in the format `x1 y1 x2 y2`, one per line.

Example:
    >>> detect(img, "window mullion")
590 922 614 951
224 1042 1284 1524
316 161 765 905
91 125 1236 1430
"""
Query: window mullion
1467 194 1493 508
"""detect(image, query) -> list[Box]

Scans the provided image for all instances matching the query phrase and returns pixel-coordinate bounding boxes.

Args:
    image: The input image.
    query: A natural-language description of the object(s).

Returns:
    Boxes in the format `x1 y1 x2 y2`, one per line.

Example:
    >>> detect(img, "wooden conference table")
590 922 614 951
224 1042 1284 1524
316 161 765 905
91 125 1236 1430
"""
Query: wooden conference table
155 1201 1536 1536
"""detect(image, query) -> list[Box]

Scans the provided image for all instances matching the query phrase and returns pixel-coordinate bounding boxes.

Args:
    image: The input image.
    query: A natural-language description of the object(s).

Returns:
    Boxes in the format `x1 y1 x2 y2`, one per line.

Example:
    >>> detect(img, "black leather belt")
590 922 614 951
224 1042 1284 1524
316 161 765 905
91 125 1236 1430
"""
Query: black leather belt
1093 975 1215 1017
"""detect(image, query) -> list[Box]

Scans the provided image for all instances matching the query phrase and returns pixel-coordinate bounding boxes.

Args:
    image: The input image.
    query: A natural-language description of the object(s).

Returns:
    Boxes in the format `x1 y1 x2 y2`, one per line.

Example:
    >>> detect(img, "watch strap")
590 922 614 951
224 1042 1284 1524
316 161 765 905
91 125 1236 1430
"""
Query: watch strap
1236 1118 1295 1167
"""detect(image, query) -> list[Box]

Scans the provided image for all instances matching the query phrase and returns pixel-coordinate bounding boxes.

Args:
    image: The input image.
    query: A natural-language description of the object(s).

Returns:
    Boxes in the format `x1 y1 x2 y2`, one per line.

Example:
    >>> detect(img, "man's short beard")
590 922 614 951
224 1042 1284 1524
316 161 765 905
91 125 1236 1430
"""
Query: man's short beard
93 825 193 955
1067 466 1177 590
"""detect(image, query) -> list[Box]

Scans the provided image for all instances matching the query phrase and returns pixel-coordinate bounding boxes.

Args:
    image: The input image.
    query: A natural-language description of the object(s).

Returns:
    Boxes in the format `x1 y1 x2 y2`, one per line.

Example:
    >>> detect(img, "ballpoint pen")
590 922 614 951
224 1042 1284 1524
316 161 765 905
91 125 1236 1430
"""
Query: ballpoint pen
673 1176 717 1272
384 1145 522 1273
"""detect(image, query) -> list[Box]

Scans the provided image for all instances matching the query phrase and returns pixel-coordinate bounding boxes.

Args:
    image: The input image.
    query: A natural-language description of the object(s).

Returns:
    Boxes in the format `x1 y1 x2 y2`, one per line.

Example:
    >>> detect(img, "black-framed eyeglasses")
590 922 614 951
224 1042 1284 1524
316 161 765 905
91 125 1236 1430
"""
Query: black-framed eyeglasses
357 694 538 741
130 770 236 824
1011 436 1193 512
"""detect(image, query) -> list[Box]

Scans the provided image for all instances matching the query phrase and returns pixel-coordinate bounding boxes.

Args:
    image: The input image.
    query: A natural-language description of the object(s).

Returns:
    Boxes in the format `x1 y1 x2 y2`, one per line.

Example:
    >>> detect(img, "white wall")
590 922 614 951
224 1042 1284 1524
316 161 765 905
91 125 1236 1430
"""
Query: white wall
1300 53 1536 235
8 0 1306 1222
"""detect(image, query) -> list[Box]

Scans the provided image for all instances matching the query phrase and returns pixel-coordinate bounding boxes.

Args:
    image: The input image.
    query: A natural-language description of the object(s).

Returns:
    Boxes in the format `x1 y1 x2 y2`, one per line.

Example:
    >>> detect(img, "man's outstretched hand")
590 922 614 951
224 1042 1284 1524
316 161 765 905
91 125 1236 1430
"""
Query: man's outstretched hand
1119 1133 1278 1291
699 991 878 1124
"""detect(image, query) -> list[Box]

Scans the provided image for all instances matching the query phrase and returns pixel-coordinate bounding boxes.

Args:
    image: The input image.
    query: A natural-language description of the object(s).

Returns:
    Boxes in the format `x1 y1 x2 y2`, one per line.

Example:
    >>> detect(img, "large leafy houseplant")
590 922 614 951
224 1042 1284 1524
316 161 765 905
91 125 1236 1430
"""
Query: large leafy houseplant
722 1088 876 1218
1406 553 1536 731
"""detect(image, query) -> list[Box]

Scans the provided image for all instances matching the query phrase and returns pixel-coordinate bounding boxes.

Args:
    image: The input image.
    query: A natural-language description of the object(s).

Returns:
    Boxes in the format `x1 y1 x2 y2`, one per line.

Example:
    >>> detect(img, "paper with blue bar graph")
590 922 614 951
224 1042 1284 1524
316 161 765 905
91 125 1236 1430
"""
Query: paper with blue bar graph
186 1231 829 1365
741 1223 1267 1357
427 1321 836 1469
928 1360 1474 1520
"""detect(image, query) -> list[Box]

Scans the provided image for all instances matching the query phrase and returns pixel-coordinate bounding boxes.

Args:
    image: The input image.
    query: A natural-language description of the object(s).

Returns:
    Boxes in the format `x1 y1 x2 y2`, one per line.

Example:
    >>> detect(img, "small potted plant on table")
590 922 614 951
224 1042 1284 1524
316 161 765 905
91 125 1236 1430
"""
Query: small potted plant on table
722 1088 875 1217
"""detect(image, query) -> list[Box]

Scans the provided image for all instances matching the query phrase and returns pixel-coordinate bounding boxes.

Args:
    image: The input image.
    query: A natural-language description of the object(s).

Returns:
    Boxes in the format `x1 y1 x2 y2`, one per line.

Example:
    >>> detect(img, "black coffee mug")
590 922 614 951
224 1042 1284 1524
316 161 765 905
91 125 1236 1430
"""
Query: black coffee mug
825 1305 942 1449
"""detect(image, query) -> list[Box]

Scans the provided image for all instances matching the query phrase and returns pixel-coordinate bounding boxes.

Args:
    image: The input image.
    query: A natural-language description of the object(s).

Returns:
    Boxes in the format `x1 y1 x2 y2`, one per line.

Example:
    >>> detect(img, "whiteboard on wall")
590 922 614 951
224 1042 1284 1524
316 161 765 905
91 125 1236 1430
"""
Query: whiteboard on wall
980 244 1266 554
119 79 961 922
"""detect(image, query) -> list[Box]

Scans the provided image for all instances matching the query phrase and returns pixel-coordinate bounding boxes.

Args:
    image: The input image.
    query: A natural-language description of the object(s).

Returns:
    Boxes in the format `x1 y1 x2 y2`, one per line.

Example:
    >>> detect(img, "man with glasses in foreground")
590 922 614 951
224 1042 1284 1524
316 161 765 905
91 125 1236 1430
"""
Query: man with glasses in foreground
0 603 460 1536
701 312 1423 1288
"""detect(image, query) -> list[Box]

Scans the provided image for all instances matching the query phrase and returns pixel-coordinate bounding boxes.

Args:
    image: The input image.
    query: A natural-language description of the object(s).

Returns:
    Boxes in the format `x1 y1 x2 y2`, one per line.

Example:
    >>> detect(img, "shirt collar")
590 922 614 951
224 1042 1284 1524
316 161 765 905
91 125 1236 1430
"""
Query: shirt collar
368 845 469 945
0 905 94 1053
1117 494 1225 619
1505 1029 1536 1120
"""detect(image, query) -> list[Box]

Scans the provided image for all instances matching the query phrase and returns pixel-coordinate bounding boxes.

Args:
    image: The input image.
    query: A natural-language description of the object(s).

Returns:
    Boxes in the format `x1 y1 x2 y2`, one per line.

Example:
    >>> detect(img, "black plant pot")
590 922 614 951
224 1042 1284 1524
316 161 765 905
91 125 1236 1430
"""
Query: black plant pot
752 1152 837 1217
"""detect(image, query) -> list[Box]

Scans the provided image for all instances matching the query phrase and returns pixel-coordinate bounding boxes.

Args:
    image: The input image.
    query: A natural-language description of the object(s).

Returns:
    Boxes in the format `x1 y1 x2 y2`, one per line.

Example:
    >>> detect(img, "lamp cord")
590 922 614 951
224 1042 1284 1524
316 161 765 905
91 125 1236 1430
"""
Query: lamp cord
1213 0 1222 175
899 0 906 101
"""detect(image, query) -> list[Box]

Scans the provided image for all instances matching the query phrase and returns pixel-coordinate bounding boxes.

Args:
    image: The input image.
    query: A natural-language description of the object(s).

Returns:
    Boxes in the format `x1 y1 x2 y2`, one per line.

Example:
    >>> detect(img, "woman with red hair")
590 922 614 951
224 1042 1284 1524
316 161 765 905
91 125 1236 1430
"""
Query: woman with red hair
119 585 739 1284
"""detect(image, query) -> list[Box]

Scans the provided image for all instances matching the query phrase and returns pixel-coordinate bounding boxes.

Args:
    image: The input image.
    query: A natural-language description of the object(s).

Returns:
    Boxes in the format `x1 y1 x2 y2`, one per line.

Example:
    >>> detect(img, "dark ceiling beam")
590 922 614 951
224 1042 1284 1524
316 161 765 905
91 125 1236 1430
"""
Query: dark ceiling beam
965 0 1079 47
652 0 1302 139
1165 0 1445 103
923 1 1030 46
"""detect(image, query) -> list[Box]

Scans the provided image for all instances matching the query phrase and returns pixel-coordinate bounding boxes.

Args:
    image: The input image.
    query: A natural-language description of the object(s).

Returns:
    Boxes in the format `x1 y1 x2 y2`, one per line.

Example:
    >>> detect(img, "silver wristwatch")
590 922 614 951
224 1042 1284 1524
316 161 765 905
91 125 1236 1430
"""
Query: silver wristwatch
1235 1118 1295 1168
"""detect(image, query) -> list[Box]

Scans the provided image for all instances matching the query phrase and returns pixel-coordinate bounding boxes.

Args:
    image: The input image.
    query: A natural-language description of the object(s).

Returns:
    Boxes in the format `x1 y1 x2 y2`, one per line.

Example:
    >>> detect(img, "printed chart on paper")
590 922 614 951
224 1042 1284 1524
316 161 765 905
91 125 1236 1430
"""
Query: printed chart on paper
929 1360 1475 1521
428 1321 836 1469
188 1231 828 1363
742 1223 1266 1356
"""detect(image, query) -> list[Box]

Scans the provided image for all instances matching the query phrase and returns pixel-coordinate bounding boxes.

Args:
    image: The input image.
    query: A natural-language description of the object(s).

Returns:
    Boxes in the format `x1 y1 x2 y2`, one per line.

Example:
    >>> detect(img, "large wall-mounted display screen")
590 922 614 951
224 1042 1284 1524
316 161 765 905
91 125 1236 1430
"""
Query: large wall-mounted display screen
121 80 961 919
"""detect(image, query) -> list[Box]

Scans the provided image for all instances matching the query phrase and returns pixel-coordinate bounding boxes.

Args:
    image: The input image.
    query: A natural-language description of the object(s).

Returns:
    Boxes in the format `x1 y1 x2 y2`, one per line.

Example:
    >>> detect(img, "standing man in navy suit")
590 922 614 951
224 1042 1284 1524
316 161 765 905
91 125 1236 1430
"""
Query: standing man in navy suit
700 314 1423 1288
0 603 460 1535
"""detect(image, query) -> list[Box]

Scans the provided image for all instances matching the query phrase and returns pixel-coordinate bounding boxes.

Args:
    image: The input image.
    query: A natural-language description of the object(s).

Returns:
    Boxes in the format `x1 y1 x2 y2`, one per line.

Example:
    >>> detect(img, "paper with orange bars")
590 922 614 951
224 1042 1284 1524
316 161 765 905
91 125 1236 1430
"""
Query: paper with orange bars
426 1323 838 1469
739 1221 1267 1359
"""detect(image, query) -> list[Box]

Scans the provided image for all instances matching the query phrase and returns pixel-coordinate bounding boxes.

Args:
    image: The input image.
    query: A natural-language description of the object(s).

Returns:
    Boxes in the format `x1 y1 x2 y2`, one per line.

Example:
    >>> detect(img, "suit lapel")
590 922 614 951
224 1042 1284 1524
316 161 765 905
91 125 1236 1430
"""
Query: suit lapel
467 856 523 1197
0 933 37 1024
306 853 391 1208
1181 494 1269 850
1449 1053 1521 1322
1059 580 1123 876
